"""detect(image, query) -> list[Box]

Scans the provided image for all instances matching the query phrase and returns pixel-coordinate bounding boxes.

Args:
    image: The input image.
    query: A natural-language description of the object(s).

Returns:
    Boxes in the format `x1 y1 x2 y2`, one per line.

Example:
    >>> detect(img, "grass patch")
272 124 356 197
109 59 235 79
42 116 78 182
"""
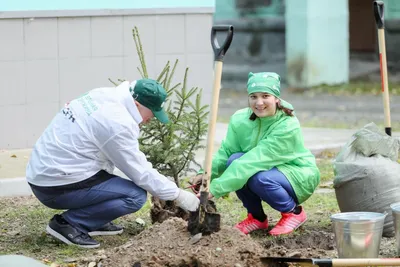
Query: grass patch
317 158 334 185
309 81 400 96
217 192 338 230
225 80 400 96
316 149 337 185
0 198 150 265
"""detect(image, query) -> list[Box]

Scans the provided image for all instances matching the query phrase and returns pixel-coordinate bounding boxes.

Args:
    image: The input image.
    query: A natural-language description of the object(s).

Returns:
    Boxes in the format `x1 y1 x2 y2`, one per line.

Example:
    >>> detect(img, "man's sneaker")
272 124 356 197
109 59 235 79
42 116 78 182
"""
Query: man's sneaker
269 206 307 236
234 213 269 234
46 215 100 249
88 222 123 236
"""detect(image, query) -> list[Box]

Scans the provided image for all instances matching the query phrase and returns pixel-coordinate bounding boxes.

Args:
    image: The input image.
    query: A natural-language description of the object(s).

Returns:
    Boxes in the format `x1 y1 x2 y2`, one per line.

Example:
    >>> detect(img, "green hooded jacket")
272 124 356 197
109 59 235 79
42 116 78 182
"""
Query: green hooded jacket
209 108 320 203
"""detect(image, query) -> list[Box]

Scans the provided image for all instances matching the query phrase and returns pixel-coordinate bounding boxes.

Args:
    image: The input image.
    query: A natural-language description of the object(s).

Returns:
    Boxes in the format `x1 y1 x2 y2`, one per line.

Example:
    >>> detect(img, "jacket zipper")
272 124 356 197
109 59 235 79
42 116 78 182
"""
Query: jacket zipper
253 119 262 148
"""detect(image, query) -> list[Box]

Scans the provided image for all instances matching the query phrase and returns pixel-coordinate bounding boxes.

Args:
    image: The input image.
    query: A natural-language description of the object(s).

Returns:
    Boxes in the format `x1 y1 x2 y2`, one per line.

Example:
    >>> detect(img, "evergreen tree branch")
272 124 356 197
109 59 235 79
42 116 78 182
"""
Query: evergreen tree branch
178 90 208 175
166 59 179 90
132 27 148 78
108 78 118 86
114 26 209 187
157 63 170 82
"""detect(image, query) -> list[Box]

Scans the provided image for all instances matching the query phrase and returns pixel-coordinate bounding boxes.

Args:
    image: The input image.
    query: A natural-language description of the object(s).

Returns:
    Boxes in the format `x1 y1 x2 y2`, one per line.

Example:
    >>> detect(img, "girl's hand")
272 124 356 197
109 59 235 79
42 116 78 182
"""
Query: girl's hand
187 174 203 194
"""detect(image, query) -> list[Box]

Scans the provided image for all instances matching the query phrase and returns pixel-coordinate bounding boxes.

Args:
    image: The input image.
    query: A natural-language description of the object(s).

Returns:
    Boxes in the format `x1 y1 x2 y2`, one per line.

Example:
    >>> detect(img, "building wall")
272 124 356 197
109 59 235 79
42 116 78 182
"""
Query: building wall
0 2 215 149
1 0 215 11
215 0 283 20
286 0 349 87
382 0 400 69
214 0 286 90
213 0 400 89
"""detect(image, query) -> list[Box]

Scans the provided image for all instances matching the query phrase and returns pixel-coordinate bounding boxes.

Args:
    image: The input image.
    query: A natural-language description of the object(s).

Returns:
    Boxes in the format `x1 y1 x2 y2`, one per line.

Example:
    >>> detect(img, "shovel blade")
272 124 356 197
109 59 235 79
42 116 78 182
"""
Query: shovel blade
202 211 221 234
187 199 221 235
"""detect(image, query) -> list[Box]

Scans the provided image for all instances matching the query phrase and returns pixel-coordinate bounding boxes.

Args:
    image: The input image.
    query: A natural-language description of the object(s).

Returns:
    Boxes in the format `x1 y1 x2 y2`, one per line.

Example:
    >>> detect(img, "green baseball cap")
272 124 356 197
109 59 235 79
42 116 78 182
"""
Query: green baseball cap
130 79 169 124
246 72 294 110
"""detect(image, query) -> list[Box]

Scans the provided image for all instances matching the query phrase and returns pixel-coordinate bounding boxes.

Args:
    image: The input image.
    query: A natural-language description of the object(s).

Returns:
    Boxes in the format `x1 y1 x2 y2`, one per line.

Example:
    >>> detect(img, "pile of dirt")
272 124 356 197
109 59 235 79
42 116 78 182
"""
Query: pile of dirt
100 217 267 267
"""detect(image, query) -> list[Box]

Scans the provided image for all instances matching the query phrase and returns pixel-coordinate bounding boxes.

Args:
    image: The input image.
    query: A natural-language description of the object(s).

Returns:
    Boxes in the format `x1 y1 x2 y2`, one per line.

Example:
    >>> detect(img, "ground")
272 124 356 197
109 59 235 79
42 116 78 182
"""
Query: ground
1 193 397 267
102 217 266 267
100 212 397 267
98 218 341 267
0 150 398 266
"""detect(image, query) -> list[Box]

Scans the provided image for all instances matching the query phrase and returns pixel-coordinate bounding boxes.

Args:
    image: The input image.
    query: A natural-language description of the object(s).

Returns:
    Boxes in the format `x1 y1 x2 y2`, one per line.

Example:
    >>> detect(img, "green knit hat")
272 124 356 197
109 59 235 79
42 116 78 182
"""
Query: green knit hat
246 72 293 110
129 79 169 124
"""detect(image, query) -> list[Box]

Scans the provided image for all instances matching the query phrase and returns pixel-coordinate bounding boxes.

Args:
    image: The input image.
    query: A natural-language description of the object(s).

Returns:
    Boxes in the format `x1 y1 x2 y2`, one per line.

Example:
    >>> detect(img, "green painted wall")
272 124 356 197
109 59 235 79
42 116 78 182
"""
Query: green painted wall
286 0 349 87
383 0 400 20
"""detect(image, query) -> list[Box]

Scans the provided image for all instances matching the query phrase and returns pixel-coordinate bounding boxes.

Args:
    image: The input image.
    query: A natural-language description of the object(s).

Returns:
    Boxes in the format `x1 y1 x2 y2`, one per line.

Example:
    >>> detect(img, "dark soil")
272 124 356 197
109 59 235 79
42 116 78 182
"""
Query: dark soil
150 196 189 224
151 196 221 236
97 219 337 267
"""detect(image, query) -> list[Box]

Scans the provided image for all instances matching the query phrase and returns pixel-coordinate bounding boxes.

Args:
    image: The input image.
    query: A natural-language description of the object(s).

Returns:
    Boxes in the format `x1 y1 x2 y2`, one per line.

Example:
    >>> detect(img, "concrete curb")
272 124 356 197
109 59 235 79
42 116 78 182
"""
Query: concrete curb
0 143 345 198
0 177 33 197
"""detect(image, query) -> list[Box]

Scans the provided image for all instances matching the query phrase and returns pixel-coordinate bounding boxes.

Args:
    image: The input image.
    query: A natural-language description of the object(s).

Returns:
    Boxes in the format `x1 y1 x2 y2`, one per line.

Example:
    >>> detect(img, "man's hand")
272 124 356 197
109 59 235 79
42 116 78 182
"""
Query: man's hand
175 189 200 212
187 174 203 194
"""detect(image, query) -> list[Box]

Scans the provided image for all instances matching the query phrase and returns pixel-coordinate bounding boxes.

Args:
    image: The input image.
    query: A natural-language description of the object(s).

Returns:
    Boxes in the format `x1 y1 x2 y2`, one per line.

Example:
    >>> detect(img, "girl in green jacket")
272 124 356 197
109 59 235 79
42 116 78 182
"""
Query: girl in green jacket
191 72 320 235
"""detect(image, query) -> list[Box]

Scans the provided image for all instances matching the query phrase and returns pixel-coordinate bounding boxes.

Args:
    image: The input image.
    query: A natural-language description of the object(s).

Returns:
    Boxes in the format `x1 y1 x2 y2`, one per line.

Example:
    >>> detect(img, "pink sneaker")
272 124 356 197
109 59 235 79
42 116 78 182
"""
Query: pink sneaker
234 214 269 235
269 207 307 236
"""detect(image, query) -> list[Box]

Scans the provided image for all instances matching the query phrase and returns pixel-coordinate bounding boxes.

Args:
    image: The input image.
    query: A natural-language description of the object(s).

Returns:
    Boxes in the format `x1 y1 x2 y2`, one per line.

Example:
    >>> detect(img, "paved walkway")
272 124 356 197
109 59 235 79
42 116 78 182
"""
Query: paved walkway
0 123 396 197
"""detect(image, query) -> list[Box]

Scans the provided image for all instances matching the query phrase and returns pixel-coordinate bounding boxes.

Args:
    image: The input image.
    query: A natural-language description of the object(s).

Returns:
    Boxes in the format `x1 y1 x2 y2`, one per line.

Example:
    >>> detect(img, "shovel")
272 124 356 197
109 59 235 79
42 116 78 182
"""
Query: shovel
187 25 234 236
261 257 400 267
374 0 392 136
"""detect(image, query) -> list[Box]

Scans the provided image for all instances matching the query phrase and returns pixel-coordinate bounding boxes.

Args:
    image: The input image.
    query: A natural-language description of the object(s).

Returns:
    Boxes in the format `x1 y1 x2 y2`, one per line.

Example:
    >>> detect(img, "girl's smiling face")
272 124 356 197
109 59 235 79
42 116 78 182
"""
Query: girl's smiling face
248 92 279 118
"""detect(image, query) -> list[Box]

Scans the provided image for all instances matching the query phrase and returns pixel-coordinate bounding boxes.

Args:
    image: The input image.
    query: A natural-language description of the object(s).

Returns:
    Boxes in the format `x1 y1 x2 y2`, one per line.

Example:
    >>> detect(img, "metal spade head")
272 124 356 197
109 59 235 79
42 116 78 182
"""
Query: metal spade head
187 198 221 236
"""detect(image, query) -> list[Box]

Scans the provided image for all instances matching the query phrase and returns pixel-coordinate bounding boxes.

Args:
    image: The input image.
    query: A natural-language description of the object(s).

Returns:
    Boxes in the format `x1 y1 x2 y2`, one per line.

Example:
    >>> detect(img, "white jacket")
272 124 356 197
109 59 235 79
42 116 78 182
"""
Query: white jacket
26 81 180 201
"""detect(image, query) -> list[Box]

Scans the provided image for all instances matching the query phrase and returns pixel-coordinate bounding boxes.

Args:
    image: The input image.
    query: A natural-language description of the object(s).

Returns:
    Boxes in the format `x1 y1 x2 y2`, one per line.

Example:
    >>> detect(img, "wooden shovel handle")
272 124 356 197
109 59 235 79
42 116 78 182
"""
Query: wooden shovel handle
332 258 400 266
373 1 391 136
262 257 400 267
200 25 234 199
201 61 223 195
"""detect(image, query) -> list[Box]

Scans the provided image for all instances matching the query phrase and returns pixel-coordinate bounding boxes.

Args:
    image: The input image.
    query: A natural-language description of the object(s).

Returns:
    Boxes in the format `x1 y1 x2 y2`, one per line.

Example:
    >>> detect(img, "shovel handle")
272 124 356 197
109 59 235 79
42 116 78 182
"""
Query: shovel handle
200 25 234 200
374 1 385 29
262 257 400 267
373 1 392 136
211 25 234 61
331 258 400 266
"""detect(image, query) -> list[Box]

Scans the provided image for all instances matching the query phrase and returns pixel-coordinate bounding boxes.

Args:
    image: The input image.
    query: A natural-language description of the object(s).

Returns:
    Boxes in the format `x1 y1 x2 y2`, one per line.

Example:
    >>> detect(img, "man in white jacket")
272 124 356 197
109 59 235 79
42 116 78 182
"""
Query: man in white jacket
26 78 200 248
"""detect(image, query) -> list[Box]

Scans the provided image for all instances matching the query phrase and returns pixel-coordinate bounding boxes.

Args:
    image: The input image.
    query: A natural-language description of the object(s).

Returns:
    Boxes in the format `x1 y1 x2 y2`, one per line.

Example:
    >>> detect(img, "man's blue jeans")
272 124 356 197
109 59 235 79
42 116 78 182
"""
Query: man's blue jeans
227 153 299 215
30 171 147 234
